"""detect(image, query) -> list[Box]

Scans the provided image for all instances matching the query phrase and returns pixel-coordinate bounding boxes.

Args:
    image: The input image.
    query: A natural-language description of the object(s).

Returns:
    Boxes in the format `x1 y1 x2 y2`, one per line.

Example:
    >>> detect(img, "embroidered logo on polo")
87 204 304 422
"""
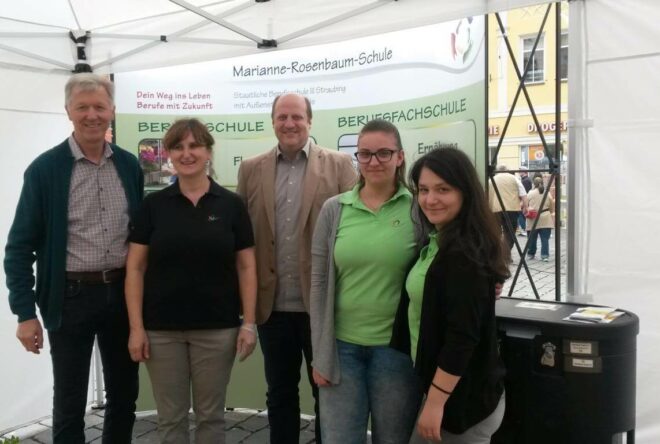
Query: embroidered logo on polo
392 219 401 227
207 215 220 222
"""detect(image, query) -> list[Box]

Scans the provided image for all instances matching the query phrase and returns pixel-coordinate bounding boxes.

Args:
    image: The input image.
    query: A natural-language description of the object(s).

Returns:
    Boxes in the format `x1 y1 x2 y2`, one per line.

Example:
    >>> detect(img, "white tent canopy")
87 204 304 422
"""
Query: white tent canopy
1 0 543 74
1 0 659 441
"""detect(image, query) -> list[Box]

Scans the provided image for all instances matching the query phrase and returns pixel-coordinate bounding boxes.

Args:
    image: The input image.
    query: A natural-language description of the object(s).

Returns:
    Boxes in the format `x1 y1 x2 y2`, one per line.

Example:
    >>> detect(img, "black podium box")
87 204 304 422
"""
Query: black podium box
492 297 639 444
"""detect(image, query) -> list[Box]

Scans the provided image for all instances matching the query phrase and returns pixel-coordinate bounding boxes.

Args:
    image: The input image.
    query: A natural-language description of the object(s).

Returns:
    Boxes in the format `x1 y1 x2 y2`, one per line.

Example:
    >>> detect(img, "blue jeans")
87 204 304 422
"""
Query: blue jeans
258 311 320 444
518 213 527 231
320 340 422 444
528 228 551 258
48 279 139 444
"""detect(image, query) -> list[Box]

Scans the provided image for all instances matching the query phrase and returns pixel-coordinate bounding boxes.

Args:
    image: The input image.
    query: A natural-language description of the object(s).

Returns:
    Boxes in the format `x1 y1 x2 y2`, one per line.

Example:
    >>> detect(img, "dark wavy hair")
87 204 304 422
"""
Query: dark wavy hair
409 147 510 280
356 119 407 189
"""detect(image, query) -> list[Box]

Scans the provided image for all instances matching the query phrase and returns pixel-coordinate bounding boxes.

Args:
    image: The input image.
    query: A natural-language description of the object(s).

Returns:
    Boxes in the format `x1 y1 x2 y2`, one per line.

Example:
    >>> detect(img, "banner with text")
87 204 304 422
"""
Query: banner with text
114 17 485 189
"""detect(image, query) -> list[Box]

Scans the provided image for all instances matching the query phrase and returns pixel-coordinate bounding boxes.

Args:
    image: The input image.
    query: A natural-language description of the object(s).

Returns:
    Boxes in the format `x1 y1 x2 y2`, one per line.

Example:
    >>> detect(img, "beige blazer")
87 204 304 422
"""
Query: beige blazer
490 173 523 212
526 188 555 229
236 143 357 325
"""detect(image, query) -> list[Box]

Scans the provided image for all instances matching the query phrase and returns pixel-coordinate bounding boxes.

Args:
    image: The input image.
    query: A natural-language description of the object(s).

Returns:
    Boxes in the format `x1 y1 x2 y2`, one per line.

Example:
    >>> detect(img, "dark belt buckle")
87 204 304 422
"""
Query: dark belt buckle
102 269 113 284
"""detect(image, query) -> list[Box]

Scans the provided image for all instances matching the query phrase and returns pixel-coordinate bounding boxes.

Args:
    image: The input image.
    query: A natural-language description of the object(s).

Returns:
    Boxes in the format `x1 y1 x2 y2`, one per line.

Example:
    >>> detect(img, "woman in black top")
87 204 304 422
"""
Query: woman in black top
391 148 510 443
125 119 257 444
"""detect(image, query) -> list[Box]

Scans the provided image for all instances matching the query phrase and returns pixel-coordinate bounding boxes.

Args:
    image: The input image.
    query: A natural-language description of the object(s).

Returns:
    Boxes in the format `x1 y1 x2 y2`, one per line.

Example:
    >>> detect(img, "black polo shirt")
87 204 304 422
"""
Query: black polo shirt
129 179 254 330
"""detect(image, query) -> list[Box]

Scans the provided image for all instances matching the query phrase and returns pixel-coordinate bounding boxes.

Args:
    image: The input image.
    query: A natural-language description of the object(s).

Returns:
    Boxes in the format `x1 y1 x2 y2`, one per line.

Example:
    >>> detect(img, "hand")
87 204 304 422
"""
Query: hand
495 282 504 300
128 328 150 362
236 325 257 362
313 368 331 387
417 397 444 442
16 318 43 354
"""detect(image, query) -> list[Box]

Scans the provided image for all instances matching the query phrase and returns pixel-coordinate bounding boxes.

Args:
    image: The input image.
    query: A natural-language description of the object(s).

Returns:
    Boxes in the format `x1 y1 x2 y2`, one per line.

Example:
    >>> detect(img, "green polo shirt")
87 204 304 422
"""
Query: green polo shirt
406 232 440 362
333 184 417 346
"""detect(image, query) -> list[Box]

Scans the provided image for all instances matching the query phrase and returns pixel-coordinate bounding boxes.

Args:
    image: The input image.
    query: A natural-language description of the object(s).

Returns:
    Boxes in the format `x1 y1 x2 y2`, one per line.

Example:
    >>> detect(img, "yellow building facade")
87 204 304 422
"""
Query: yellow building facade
488 3 568 223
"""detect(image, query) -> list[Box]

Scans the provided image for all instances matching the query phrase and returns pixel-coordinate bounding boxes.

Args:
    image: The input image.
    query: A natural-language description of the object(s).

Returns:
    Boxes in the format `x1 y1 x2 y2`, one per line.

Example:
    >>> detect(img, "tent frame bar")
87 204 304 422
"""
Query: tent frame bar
93 0 254 70
0 42 72 70
89 33 253 46
0 32 65 38
278 0 392 45
169 0 262 44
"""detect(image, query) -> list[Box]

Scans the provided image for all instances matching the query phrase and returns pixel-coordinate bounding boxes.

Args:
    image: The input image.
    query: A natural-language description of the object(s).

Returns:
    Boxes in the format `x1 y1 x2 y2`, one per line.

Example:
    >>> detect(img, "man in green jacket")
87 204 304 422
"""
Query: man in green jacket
4 73 143 444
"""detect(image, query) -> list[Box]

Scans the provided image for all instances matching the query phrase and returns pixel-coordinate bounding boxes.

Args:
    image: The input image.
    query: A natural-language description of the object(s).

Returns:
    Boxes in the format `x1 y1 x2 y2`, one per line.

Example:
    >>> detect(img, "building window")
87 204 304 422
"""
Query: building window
519 146 529 167
522 34 544 83
560 32 568 80
522 144 555 169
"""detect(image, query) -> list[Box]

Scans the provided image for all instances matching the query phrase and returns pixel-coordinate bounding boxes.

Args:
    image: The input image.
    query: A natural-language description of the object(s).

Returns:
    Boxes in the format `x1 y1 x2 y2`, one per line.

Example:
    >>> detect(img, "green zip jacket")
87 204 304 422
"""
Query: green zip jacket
4 139 144 330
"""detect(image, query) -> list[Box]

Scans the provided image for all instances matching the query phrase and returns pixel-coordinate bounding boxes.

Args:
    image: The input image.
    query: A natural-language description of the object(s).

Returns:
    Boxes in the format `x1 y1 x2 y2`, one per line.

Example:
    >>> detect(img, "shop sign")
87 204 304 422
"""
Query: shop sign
528 121 568 133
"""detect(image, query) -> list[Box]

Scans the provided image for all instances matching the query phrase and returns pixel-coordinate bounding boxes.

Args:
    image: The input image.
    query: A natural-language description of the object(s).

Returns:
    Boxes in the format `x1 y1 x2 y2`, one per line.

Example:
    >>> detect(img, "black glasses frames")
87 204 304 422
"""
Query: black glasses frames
354 149 398 164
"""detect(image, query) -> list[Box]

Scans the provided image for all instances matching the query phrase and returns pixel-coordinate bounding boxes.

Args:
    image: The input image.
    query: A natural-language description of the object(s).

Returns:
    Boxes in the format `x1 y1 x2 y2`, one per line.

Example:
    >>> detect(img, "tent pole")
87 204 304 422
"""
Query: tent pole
554 1 561 301
566 0 590 302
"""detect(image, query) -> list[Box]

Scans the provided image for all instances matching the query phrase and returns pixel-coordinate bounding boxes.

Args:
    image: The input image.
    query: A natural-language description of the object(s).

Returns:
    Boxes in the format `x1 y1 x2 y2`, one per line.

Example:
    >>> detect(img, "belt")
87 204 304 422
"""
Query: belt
65 268 126 284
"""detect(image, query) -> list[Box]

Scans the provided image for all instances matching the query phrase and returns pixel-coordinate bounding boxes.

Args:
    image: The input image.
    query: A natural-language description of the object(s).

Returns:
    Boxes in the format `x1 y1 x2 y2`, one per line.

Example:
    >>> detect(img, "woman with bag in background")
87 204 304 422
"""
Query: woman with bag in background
525 176 555 262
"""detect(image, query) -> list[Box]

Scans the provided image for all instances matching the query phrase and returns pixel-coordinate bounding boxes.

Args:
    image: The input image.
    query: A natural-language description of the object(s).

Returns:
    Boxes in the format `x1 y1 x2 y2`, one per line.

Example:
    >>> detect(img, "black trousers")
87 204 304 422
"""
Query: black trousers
258 311 321 443
499 211 520 250
48 279 139 444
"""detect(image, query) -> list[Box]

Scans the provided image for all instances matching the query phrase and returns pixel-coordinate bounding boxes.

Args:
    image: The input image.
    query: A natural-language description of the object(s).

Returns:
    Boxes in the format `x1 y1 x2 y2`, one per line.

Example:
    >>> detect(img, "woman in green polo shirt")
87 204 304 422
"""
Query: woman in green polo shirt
310 119 421 443
391 148 510 443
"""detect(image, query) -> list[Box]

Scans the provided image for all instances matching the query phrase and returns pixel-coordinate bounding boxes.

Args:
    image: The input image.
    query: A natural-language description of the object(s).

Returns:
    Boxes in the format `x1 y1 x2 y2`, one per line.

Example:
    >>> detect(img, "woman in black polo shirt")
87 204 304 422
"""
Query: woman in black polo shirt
125 119 257 444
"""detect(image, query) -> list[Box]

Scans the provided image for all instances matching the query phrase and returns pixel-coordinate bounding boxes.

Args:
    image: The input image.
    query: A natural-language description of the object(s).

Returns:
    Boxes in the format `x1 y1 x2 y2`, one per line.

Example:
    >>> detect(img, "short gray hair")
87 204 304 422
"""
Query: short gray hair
65 73 114 106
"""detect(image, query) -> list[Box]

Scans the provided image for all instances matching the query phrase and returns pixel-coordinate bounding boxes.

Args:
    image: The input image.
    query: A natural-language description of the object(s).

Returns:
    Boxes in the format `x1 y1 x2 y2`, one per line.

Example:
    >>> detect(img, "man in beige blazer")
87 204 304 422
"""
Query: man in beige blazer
236 93 356 443
490 165 528 250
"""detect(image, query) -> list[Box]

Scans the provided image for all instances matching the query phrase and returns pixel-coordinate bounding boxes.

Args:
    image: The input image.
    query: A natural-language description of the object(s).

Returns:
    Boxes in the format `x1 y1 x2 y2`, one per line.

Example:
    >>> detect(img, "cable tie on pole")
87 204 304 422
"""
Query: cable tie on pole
69 30 92 73
258 39 277 48
567 119 594 128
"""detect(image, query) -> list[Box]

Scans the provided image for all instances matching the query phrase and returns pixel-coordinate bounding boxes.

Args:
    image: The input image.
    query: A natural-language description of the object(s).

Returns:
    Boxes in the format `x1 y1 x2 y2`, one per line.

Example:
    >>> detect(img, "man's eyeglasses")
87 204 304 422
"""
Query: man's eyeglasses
354 149 398 164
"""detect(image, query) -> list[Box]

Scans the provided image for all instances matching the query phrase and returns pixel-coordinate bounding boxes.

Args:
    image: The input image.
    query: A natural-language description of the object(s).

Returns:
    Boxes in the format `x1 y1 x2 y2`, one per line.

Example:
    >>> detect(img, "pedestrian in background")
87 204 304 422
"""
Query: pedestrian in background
526 177 555 261
517 166 532 236
490 165 527 250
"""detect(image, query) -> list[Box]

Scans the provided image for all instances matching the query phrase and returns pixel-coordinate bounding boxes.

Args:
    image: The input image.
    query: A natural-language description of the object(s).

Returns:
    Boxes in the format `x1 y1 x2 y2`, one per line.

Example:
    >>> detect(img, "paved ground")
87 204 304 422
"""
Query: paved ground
5 409 318 444
502 228 567 301
2 230 567 443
